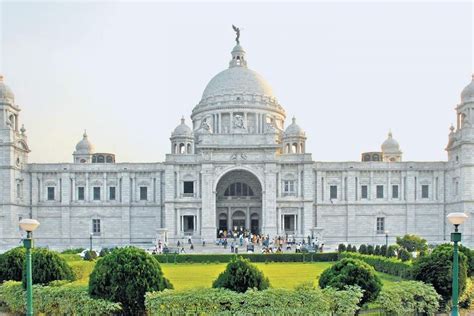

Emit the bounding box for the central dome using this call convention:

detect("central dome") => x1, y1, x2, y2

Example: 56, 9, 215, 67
201, 67, 274, 101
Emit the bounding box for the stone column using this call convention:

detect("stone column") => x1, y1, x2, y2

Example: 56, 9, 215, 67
263, 163, 277, 237
200, 165, 216, 241
246, 206, 250, 230
227, 207, 231, 232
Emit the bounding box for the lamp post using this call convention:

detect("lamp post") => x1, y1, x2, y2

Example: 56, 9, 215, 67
89, 232, 93, 253
447, 212, 469, 316
19, 218, 40, 316
384, 230, 389, 248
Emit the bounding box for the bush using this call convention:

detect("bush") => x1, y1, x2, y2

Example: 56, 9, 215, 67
367, 245, 374, 255
99, 248, 112, 257
338, 244, 346, 253
0, 247, 25, 282
358, 244, 367, 254
459, 245, 474, 276
154, 252, 338, 263
27, 248, 75, 287
339, 252, 412, 279
145, 286, 363, 315
398, 248, 412, 262
61, 248, 85, 255
374, 245, 381, 256
351, 245, 357, 252
89, 246, 172, 315
319, 257, 382, 306
0, 281, 121, 315
460, 277, 474, 309
380, 245, 388, 256
396, 234, 427, 253
412, 243, 467, 306
83, 250, 97, 261
387, 244, 399, 258
375, 281, 440, 315
213, 256, 269, 292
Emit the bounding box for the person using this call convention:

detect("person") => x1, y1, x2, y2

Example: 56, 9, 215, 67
180, 247, 185, 253
177, 240, 181, 247
230, 242, 234, 253
188, 236, 192, 244
190, 243, 194, 250
202, 239, 206, 247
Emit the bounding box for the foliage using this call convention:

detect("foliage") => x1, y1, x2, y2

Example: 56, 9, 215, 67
412, 243, 467, 306
61, 248, 85, 255
459, 245, 474, 276
99, 248, 112, 257
358, 244, 367, 254
319, 257, 382, 306
339, 252, 412, 279
154, 252, 338, 263
460, 277, 474, 309
145, 286, 362, 315
346, 244, 355, 252
338, 244, 346, 253
212, 256, 269, 292
380, 245, 387, 256
397, 248, 412, 262
0, 281, 121, 315
83, 250, 97, 261
89, 246, 173, 315
0, 247, 25, 282
375, 280, 440, 315
386, 244, 399, 258
374, 245, 381, 256
367, 245, 374, 255
396, 234, 428, 253
351, 245, 357, 252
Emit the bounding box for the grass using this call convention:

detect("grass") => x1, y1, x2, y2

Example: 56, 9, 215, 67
62, 255, 403, 290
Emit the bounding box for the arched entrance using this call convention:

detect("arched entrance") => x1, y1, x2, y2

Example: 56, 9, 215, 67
215, 169, 262, 237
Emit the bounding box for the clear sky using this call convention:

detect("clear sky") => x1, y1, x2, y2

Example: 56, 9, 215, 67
0, 1, 472, 163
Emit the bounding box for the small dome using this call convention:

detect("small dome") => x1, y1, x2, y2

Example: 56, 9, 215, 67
0, 75, 15, 103
284, 117, 305, 137
381, 131, 401, 153
461, 74, 474, 103
172, 117, 193, 137
75, 131, 94, 154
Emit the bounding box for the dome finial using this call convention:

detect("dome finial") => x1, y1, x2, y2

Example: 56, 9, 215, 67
292, 116, 296, 124
83, 130, 88, 138
450, 124, 455, 133
388, 129, 393, 138
181, 116, 185, 124
232, 25, 241, 45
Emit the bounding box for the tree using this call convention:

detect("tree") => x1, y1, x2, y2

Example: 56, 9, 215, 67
319, 258, 382, 306
338, 244, 347, 253
386, 245, 399, 258
212, 256, 270, 292
358, 244, 368, 254
89, 246, 173, 315
374, 245, 381, 256
83, 250, 97, 261
396, 234, 427, 253
367, 245, 375, 255
397, 248, 412, 262
412, 244, 467, 306
380, 245, 387, 257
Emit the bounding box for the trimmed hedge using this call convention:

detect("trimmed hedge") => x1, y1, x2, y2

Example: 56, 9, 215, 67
145, 286, 363, 315
154, 252, 338, 263
0, 281, 122, 315
339, 252, 412, 279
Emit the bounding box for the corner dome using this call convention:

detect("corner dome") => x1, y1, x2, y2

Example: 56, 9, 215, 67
172, 117, 193, 137
461, 74, 474, 103
75, 131, 94, 154
284, 117, 305, 137
381, 131, 400, 153
0, 75, 15, 103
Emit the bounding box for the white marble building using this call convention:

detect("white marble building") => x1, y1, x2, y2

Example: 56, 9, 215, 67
1, 38, 474, 250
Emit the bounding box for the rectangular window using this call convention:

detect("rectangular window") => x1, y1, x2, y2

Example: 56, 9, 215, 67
16, 183, 21, 198
361, 185, 368, 199
422, 185, 429, 199
78, 187, 85, 200
47, 187, 55, 201
376, 185, 384, 199
330, 185, 337, 199
392, 185, 399, 199
140, 186, 148, 200
183, 181, 194, 194
93, 187, 101, 200
284, 215, 296, 232
92, 219, 101, 235
283, 180, 296, 195
376, 217, 385, 234
109, 187, 116, 200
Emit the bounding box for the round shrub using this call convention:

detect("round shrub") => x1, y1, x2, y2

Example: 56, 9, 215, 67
89, 246, 173, 315
459, 245, 474, 276
386, 245, 398, 258
380, 245, 388, 256
374, 245, 381, 256
367, 245, 374, 255
351, 245, 357, 252
358, 244, 367, 254
412, 243, 467, 306
83, 250, 97, 261
28, 248, 75, 286
212, 256, 270, 292
338, 244, 346, 253
0, 247, 25, 282
346, 244, 353, 252
398, 248, 412, 262
319, 258, 382, 306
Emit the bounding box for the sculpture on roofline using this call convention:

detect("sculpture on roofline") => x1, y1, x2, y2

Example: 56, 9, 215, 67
232, 25, 240, 44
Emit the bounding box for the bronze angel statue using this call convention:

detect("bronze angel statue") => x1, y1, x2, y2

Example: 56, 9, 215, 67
232, 25, 240, 44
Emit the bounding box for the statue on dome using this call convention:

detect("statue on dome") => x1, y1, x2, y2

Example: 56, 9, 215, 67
232, 25, 240, 44
233, 114, 245, 129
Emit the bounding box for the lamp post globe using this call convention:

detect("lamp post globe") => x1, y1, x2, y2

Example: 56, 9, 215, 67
19, 218, 40, 316
447, 212, 468, 316
89, 232, 93, 253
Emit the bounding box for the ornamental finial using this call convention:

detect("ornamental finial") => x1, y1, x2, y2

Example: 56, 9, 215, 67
232, 25, 240, 45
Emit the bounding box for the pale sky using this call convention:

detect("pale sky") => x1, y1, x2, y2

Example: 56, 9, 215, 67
0, 1, 473, 163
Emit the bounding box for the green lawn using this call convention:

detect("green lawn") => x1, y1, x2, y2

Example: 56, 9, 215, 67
63, 255, 403, 290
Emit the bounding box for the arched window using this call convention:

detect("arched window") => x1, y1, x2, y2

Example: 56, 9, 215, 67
106, 155, 113, 163
372, 154, 380, 161
179, 143, 185, 154
97, 155, 105, 163
285, 143, 290, 153
187, 143, 192, 154
92, 156, 97, 163
292, 143, 298, 154
173, 143, 178, 154
300, 143, 304, 153
363, 154, 371, 161
224, 182, 254, 197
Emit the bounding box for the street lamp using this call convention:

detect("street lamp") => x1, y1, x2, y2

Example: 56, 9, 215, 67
19, 218, 40, 316
447, 212, 468, 316
384, 230, 389, 249
89, 232, 93, 253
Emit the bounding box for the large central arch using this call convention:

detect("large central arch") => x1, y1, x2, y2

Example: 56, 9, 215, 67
215, 169, 262, 237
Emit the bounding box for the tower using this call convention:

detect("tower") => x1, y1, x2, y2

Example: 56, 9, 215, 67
381, 131, 402, 162
73, 131, 94, 163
